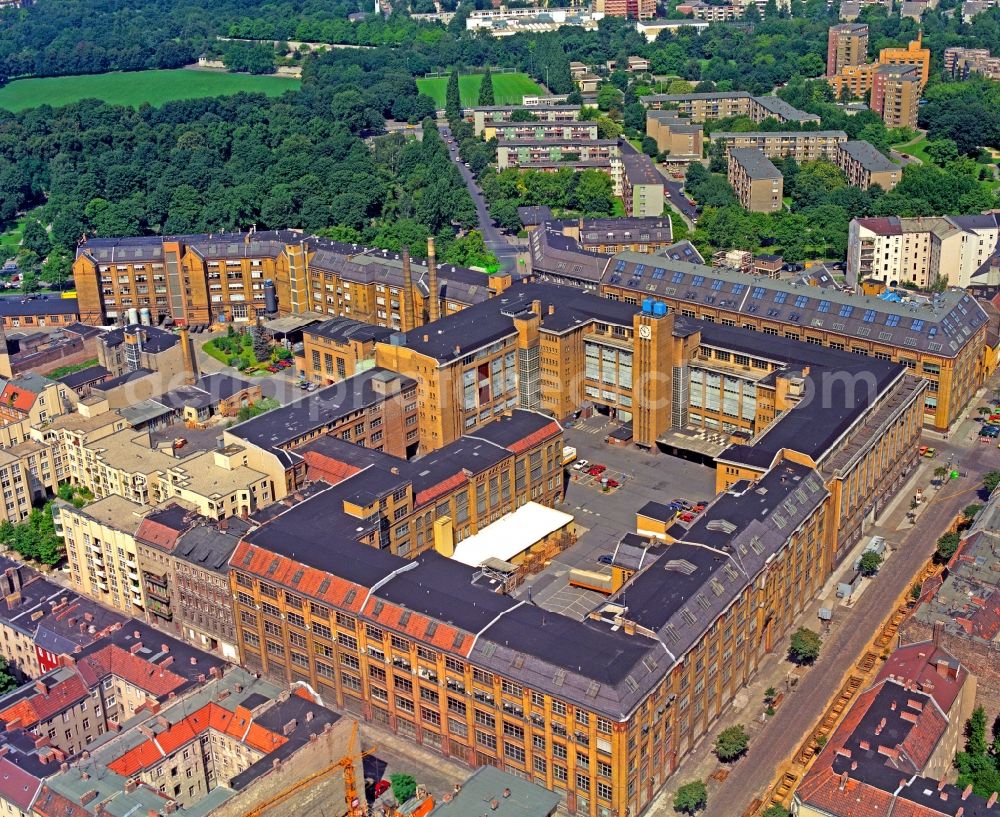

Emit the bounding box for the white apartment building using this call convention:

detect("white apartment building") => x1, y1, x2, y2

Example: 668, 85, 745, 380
847, 214, 1000, 288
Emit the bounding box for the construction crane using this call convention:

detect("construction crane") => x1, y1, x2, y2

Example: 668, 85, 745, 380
240, 722, 375, 817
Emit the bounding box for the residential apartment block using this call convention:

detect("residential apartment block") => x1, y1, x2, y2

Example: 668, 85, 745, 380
96, 324, 181, 377
469, 105, 582, 137
595, 0, 656, 20
727, 148, 783, 212
640, 91, 821, 125
872, 63, 921, 129
794, 642, 994, 816
135, 504, 251, 660
847, 213, 1000, 289
495, 140, 624, 193
621, 153, 664, 217
900, 489, 1000, 713
827, 22, 869, 76
835, 139, 901, 190
944, 45, 1000, 79
56, 496, 148, 616
483, 122, 600, 142
712, 130, 847, 162
645, 111, 703, 158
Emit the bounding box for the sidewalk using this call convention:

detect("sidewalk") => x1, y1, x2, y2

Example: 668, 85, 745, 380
648, 445, 952, 815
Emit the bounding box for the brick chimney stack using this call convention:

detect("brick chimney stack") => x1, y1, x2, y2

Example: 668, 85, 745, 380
427, 236, 440, 323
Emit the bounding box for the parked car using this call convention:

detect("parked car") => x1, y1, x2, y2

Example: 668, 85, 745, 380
605, 479, 620, 489
572, 459, 590, 471
374, 781, 390, 797
588, 464, 607, 475
679, 511, 695, 523
597, 554, 615, 565
672, 498, 692, 510
923, 447, 936, 457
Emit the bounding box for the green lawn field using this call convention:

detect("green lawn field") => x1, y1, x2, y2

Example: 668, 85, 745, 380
416, 72, 542, 108
0, 69, 301, 112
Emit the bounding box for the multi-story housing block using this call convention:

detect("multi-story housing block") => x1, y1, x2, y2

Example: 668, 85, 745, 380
835, 139, 901, 190
135, 504, 249, 661
645, 111, 703, 158
621, 153, 664, 218
496, 140, 624, 192
470, 105, 582, 136
56, 496, 148, 616
484, 122, 600, 142
794, 642, 992, 816
32, 667, 359, 817
827, 22, 869, 76
872, 64, 921, 128
712, 130, 847, 162
944, 45, 1000, 79
596, 0, 656, 20
727, 148, 783, 212
847, 213, 1000, 289
640, 91, 821, 125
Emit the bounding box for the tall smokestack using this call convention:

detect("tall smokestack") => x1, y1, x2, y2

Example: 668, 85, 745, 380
427, 236, 440, 323
178, 325, 199, 386
402, 246, 416, 330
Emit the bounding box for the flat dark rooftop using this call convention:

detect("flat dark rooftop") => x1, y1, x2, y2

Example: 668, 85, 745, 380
638, 500, 675, 522
56, 365, 109, 389
304, 317, 394, 345
99, 325, 178, 353
0, 296, 79, 317
399, 282, 640, 361
466, 409, 557, 450
230, 696, 340, 792
95, 368, 154, 390
227, 368, 414, 452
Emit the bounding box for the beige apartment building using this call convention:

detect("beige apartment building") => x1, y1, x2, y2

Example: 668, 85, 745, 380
56, 495, 148, 615
640, 91, 820, 125
835, 140, 901, 191
470, 105, 582, 136
711, 130, 847, 162
872, 64, 921, 129
847, 214, 1000, 288
827, 22, 869, 76
645, 111, 703, 157
944, 45, 1000, 79
728, 148, 783, 212
484, 122, 600, 142
622, 153, 664, 217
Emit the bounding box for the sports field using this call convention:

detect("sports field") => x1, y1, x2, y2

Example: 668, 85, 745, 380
416, 72, 542, 108
0, 69, 301, 112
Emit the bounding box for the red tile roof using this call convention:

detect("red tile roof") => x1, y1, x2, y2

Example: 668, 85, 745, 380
876, 642, 968, 714
106, 702, 287, 777
362, 597, 472, 656
504, 419, 561, 454
31, 786, 89, 817
415, 471, 466, 507
301, 451, 364, 485
0, 674, 89, 728
75, 645, 187, 698
0, 384, 36, 415
230, 543, 367, 613
135, 518, 185, 552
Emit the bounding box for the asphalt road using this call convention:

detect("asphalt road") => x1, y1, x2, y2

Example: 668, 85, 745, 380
441, 125, 520, 274
619, 138, 698, 221
702, 419, 1000, 816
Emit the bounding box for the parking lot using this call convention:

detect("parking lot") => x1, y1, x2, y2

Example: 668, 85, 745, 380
560, 415, 717, 530
511, 415, 719, 619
